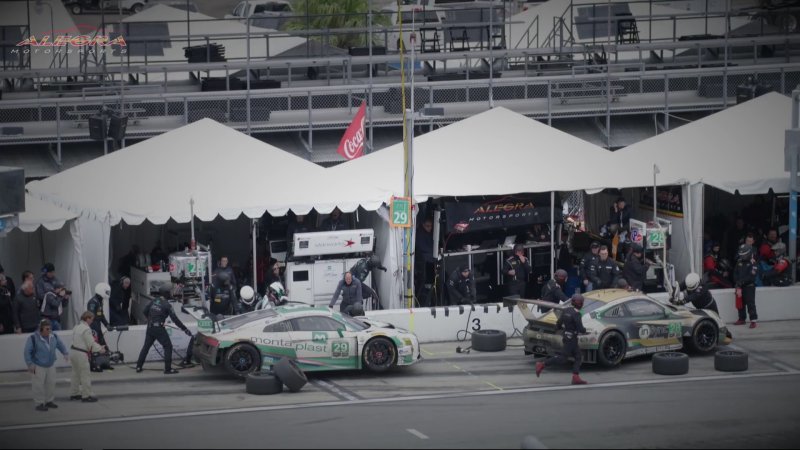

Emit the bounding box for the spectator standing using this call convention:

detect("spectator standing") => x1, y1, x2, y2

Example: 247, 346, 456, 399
320, 208, 349, 231
0, 273, 14, 334
40, 283, 70, 331
13, 281, 40, 333
503, 244, 532, 298
69, 311, 106, 402
35, 263, 62, 306
608, 197, 631, 233
24, 319, 69, 411
213, 256, 238, 293
109, 277, 132, 326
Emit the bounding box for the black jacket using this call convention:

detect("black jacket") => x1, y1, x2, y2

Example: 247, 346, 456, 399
109, 281, 131, 326
447, 269, 476, 304
608, 205, 631, 229
733, 259, 757, 288
677, 283, 717, 311
0, 286, 13, 333
556, 306, 586, 339
590, 258, 621, 289
87, 294, 109, 329
144, 297, 187, 330
503, 255, 531, 285
580, 252, 598, 281
13, 290, 40, 331
540, 279, 568, 304
622, 253, 648, 291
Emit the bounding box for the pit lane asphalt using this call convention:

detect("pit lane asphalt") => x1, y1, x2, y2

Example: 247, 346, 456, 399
0, 320, 799, 448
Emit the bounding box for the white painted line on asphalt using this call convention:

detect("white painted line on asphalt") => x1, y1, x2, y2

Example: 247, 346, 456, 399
311, 379, 358, 401
1, 370, 798, 432
407, 428, 429, 440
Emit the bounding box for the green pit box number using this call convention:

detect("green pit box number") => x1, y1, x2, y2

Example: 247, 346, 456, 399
647, 229, 666, 249
332, 341, 350, 358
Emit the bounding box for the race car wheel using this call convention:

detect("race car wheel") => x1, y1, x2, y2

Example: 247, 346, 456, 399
471, 329, 507, 352
362, 337, 397, 372
223, 343, 261, 378
687, 320, 718, 353
652, 351, 689, 375
274, 357, 308, 393
597, 331, 626, 367
245, 372, 283, 395
714, 350, 748, 372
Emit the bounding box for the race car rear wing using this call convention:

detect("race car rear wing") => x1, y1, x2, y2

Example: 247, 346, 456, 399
502, 296, 568, 322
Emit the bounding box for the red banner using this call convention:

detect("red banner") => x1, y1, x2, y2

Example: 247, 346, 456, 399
337, 101, 366, 160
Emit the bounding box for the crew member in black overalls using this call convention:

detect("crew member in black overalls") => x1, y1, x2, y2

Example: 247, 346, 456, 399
135, 284, 192, 374
671, 272, 718, 313
349, 255, 387, 309
86, 283, 114, 372
503, 244, 531, 298
734, 244, 758, 328
539, 269, 569, 313
447, 266, 476, 305
535, 294, 588, 385
209, 271, 238, 316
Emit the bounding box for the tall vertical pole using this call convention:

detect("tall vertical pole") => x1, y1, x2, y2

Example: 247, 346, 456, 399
404, 30, 416, 309
790, 90, 800, 282
252, 219, 258, 293
550, 191, 555, 277
368, 0, 374, 153
489, 0, 494, 108
653, 164, 659, 224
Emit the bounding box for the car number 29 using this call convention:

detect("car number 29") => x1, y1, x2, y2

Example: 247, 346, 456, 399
332, 341, 350, 358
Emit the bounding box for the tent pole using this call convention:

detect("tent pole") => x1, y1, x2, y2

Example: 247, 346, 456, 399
189, 198, 195, 250
252, 219, 258, 295
550, 191, 555, 277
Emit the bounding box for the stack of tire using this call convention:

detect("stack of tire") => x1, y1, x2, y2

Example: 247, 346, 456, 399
245, 358, 308, 395
652, 350, 749, 375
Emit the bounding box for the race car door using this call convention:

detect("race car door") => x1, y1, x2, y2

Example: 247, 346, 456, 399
624, 298, 682, 350
288, 315, 358, 371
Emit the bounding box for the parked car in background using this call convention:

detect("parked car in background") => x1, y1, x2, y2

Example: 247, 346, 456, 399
63, 0, 148, 15
225, 0, 293, 20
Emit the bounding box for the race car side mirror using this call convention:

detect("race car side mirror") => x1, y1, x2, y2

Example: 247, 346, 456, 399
337, 328, 344, 338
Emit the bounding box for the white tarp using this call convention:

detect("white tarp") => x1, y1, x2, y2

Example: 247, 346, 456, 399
612, 92, 792, 195
328, 107, 616, 197
16, 192, 78, 232
26, 118, 388, 226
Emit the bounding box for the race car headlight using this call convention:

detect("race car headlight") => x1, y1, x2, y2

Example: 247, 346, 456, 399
402, 337, 414, 347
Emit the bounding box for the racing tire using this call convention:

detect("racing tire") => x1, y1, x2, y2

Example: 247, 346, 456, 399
597, 331, 626, 367
652, 351, 689, 375
223, 343, 262, 378
71, 4, 83, 14
687, 320, 718, 354
471, 329, 507, 352
274, 357, 308, 393
362, 337, 397, 372
245, 372, 283, 395
714, 350, 748, 372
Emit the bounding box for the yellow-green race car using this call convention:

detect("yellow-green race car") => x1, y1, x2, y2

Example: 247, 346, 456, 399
514, 289, 732, 367
192, 305, 421, 378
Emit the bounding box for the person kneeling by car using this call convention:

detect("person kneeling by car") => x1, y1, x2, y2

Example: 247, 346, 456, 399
329, 272, 364, 316
135, 283, 192, 374
671, 273, 719, 314
535, 294, 589, 385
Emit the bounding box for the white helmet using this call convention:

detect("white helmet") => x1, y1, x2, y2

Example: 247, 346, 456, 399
239, 285, 255, 305
684, 273, 701, 291
95, 282, 111, 300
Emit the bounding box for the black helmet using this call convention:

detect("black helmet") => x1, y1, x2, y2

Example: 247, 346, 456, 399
349, 303, 365, 317
571, 294, 585, 309
737, 244, 753, 261
216, 271, 230, 286
158, 282, 173, 298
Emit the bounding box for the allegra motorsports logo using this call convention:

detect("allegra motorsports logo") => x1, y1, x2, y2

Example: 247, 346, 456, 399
14, 25, 126, 54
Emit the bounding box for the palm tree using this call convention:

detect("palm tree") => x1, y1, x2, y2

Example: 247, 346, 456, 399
285, 0, 391, 49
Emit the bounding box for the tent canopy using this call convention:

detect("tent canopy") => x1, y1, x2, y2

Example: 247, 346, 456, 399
613, 92, 792, 194
16, 192, 78, 232
27, 119, 387, 226
328, 107, 616, 197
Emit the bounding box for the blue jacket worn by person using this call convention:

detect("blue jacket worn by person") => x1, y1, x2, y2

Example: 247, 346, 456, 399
24, 330, 68, 368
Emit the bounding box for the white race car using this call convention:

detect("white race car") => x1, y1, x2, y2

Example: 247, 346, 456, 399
192, 305, 421, 377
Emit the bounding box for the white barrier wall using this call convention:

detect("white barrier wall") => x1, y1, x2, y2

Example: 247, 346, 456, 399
2, 285, 799, 372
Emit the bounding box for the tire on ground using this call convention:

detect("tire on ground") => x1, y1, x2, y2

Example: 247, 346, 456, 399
245, 372, 283, 395
274, 357, 308, 392
714, 350, 748, 372
471, 329, 507, 352
652, 351, 689, 375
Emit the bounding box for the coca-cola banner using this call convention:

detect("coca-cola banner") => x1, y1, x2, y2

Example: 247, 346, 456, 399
444, 193, 558, 233
337, 100, 367, 160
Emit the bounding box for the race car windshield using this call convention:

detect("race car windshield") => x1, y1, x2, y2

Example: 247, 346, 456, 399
220, 309, 278, 329
339, 314, 369, 331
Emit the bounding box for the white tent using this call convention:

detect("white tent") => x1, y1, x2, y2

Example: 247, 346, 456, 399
27, 118, 387, 225
17, 192, 78, 232
328, 107, 617, 197
24, 119, 389, 306
612, 92, 792, 195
